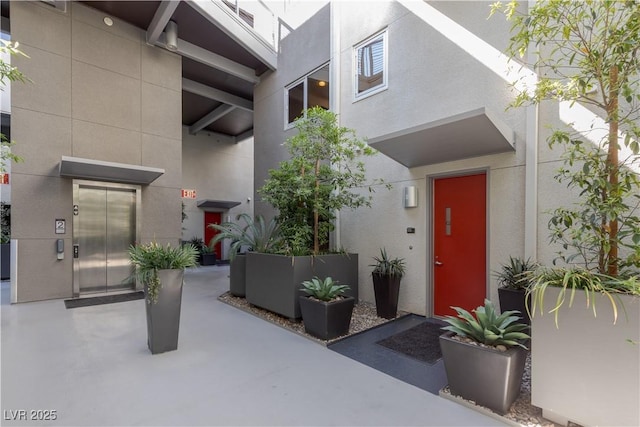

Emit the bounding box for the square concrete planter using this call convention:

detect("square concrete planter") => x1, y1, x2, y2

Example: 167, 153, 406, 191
245, 252, 358, 319
531, 288, 640, 426
299, 295, 355, 340
145, 269, 184, 355
439, 332, 528, 415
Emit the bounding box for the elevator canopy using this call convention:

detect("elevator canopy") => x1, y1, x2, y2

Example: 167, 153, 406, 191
59, 156, 165, 185
368, 108, 515, 168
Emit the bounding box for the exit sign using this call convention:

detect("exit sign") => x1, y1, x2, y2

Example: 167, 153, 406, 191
0, 173, 8, 184
181, 189, 196, 199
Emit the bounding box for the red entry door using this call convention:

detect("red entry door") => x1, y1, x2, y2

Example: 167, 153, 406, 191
433, 173, 486, 317
204, 212, 222, 258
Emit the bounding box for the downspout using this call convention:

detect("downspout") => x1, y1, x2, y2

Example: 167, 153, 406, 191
524, 0, 539, 261
330, 0, 341, 250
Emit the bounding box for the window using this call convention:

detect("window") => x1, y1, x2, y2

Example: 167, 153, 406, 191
285, 64, 330, 128
354, 30, 387, 100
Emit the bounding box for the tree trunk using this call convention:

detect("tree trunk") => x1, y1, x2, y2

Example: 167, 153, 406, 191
313, 158, 321, 255
606, 65, 619, 277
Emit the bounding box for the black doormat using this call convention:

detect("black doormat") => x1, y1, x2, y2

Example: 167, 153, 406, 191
376, 321, 445, 365
64, 291, 144, 309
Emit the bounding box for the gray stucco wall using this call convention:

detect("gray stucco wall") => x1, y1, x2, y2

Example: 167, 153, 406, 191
10, 2, 182, 302
181, 128, 254, 259
335, 1, 528, 315
253, 3, 331, 220
253, 1, 537, 316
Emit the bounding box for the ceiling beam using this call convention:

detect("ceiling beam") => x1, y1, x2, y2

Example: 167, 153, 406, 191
186, 0, 277, 71
158, 33, 259, 84
235, 128, 254, 143
146, 1, 181, 45
182, 78, 253, 112
189, 104, 236, 135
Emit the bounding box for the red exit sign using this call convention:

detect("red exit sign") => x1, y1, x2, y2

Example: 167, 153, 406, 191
0, 173, 9, 184
181, 189, 196, 199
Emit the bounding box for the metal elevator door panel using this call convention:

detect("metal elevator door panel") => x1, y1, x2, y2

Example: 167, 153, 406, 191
106, 188, 136, 291
77, 186, 135, 294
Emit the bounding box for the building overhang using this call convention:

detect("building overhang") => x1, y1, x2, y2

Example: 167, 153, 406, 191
368, 108, 515, 168
197, 199, 242, 211
59, 156, 165, 185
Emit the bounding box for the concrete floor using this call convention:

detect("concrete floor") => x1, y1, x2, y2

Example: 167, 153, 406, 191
1, 266, 504, 426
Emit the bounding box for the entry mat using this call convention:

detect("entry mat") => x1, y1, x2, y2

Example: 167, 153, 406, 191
64, 291, 144, 309
328, 315, 448, 395
377, 320, 444, 365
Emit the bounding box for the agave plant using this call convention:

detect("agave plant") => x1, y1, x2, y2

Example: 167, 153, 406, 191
370, 248, 406, 277
494, 256, 537, 291
300, 276, 350, 302
442, 299, 530, 349
208, 213, 283, 260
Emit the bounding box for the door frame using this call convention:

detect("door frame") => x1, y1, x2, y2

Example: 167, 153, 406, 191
72, 180, 142, 297
426, 168, 490, 318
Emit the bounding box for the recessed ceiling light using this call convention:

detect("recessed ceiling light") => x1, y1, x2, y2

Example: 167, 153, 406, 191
103, 17, 113, 27
318, 81, 326, 87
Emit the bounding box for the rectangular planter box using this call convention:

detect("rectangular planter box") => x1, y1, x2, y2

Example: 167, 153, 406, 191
1, 243, 9, 280
531, 288, 639, 426
229, 254, 246, 297
245, 252, 358, 319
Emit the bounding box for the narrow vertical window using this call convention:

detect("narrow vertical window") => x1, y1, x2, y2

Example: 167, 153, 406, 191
285, 63, 330, 128
354, 30, 387, 100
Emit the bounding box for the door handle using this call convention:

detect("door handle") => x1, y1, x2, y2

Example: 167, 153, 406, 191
435, 261, 444, 266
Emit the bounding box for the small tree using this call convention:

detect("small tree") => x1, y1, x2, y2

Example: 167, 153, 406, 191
259, 107, 384, 256
0, 40, 28, 173
492, 0, 640, 276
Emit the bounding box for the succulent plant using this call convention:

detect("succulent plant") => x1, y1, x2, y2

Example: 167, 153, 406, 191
300, 276, 350, 302
442, 299, 530, 349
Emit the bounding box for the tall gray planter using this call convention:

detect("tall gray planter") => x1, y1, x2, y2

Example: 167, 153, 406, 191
145, 269, 184, 355
246, 252, 358, 319
229, 254, 246, 297
531, 288, 639, 426
1, 243, 9, 280
440, 332, 527, 415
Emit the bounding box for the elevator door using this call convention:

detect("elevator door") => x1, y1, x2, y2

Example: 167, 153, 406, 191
77, 186, 136, 294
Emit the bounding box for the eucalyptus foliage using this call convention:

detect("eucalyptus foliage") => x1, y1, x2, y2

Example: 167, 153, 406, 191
442, 299, 530, 349
491, 0, 640, 276
300, 276, 350, 302
128, 242, 198, 304
1, 40, 28, 173
259, 107, 386, 256
370, 247, 406, 277
208, 213, 283, 260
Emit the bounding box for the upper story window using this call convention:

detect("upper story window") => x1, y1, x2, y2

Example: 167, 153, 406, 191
285, 63, 330, 128
354, 29, 387, 100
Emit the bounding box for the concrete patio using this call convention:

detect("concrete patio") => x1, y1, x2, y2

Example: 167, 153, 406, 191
1, 266, 503, 426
